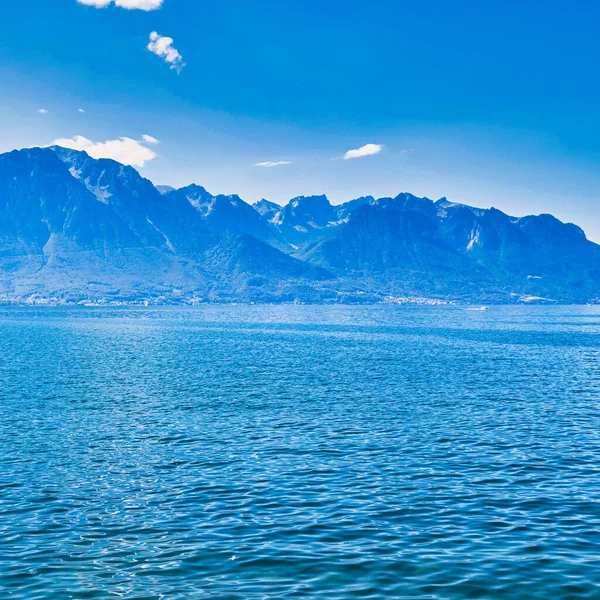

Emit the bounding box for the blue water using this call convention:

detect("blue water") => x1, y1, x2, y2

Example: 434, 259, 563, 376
0, 305, 599, 599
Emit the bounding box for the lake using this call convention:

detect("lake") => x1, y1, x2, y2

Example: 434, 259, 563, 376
0, 305, 599, 599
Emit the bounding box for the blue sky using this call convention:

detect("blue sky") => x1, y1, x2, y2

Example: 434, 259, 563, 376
1, 0, 599, 240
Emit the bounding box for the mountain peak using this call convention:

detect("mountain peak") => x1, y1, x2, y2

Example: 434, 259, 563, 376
338, 196, 375, 218
253, 199, 281, 219
1, 145, 598, 303
177, 183, 211, 195
288, 194, 330, 210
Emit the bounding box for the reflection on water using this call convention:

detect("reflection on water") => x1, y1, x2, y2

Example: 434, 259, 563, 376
0, 305, 599, 599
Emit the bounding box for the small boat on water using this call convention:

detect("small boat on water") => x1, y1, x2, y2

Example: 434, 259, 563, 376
466, 306, 488, 311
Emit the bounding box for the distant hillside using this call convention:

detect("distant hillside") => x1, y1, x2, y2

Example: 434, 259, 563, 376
0, 146, 598, 304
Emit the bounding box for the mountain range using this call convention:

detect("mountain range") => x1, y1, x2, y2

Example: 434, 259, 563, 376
0, 146, 598, 304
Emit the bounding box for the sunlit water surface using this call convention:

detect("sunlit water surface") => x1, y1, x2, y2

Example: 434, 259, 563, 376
1, 305, 599, 599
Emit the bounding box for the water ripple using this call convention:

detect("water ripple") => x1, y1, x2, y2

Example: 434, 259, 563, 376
0, 305, 599, 598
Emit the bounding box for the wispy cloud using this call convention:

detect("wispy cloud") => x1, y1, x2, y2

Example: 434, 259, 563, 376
141, 134, 160, 144
254, 161, 291, 168
344, 143, 383, 160
50, 135, 159, 168
147, 32, 185, 73
77, 0, 164, 10
78, 108, 86, 113
38, 109, 48, 114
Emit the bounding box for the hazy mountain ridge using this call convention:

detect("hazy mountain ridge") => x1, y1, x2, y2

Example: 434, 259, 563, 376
0, 148, 331, 303
0, 146, 598, 304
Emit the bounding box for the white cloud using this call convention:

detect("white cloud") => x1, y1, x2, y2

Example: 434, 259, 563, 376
147, 32, 185, 73
344, 143, 383, 160
38, 109, 48, 114
141, 134, 159, 144
77, 0, 112, 6
78, 108, 86, 113
254, 161, 291, 168
50, 135, 158, 168
77, 0, 164, 10
116, 0, 163, 7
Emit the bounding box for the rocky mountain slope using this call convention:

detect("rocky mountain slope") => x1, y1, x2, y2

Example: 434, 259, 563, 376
0, 146, 598, 304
